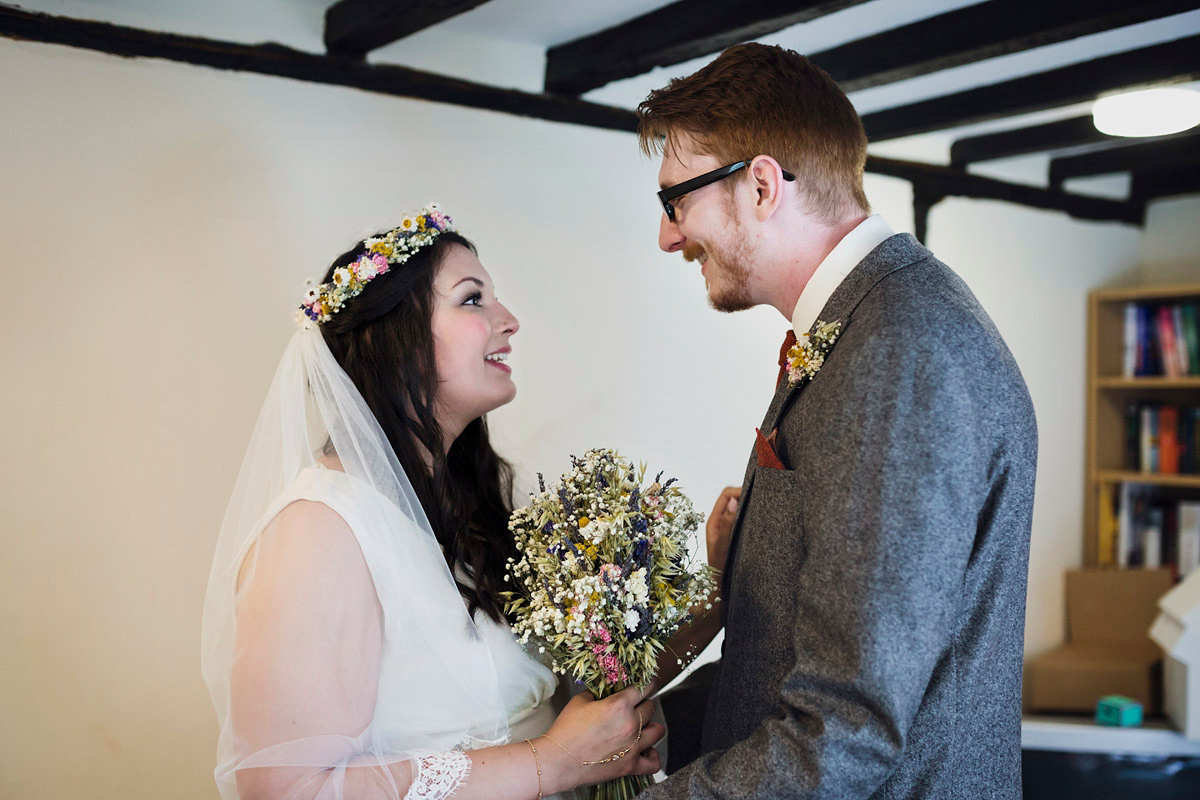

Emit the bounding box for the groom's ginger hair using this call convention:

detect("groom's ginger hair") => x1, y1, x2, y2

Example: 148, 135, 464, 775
637, 43, 870, 224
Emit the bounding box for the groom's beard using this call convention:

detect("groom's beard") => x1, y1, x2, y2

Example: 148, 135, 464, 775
684, 217, 754, 313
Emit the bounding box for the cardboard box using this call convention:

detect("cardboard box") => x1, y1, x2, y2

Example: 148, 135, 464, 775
1028, 568, 1172, 713
1150, 567, 1200, 738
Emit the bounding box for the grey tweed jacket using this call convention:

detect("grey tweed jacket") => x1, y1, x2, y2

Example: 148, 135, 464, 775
645, 234, 1037, 799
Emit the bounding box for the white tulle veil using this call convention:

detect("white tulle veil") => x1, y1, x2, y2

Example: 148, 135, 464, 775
200, 326, 509, 799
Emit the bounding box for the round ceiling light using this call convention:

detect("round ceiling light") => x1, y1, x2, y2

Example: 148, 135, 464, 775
1092, 87, 1200, 137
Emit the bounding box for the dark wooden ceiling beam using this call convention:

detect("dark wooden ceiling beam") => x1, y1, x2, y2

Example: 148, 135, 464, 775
324, 0, 492, 57
950, 117, 1116, 165
0, 5, 639, 132
866, 156, 1145, 225
815, 0, 1200, 93
1131, 166, 1200, 202
1049, 130, 1200, 187
545, 0, 1197, 98
0, 6, 1144, 228
544, 0, 868, 96
862, 34, 1200, 142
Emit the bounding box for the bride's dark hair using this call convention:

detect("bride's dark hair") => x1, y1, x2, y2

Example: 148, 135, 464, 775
317, 230, 516, 623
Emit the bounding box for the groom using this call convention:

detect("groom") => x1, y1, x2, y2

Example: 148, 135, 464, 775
639, 44, 1037, 798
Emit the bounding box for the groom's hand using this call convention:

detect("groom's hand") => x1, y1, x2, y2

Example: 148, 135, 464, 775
706, 486, 741, 576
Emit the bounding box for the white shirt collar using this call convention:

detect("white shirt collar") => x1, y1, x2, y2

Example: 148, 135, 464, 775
791, 214, 893, 337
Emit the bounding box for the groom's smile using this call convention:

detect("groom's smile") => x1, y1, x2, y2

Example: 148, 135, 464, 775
656, 132, 758, 312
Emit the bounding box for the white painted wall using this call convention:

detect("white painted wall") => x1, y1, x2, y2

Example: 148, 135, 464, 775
1, 34, 1187, 800
1139, 195, 1200, 284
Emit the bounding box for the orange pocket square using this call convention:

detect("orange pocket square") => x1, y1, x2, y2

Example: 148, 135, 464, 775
755, 427, 785, 470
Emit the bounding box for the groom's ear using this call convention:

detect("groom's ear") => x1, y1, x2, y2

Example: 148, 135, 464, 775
748, 155, 787, 222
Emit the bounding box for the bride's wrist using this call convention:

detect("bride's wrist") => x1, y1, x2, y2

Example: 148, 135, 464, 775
534, 736, 580, 795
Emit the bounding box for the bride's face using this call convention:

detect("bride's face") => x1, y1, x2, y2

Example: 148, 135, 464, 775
430, 244, 519, 444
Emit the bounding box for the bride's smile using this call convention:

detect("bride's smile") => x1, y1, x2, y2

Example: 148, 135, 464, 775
430, 244, 519, 442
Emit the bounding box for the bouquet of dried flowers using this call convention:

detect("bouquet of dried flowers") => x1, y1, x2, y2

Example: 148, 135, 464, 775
505, 448, 717, 799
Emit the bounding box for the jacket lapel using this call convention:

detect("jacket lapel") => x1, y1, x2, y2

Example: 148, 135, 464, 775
758, 234, 929, 433
722, 234, 931, 604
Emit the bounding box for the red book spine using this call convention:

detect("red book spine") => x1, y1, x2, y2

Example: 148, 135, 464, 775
1161, 406, 1181, 475
1158, 305, 1181, 377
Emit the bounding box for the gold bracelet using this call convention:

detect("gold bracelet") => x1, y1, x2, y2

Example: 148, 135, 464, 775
524, 738, 542, 800
578, 710, 645, 766
540, 710, 646, 768
540, 734, 582, 785
542, 733, 580, 763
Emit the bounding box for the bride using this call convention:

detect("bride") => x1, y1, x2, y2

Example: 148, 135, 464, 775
201, 206, 663, 799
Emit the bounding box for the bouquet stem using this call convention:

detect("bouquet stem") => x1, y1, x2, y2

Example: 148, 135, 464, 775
588, 773, 653, 799
586, 683, 655, 799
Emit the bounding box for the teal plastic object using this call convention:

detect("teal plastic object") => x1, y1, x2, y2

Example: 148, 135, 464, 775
1096, 694, 1143, 727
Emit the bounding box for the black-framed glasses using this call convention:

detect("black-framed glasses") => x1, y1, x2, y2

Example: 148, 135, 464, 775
657, 160, 795, 222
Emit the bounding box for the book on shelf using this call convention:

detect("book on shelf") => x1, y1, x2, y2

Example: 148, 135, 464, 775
1185, 409, 1198, 475
1116, 483, 1132, 568
1108, 489, 1200, 580
1098, 482, 1118, 567
1124, 302, 1138, 377
1161, 406, 1181, 474
1140, 404, 1160, 473
1123, 300, 1200, 378
1182, 502, 1200, 578
1173, 305, 1191, 376
1124, 403, 1200, 474
1159, 305, 1181, 378
1184, 303, 1200, 373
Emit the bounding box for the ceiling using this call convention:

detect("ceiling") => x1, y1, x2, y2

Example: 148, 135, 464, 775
3, 0, 1199, 235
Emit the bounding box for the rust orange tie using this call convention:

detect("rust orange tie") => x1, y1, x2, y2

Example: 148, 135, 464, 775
776, 329, 797, 388
757, 330, 796, 470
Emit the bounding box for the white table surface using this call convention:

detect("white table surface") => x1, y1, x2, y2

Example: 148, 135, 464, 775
1022, 714, 1200, 756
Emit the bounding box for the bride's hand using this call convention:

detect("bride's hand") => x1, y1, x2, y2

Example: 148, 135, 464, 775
539, 686, 663, 791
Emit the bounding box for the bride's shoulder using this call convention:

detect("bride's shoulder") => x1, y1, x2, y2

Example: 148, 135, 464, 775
291, 461, 405, 528
233, 465, 383, 596
270, 466, 362, 543
270, 494, 350, 536
236, 494, 363, 596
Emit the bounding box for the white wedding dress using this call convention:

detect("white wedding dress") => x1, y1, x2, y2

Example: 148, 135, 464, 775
202, 328, 591, 799
204, 463, 578, 799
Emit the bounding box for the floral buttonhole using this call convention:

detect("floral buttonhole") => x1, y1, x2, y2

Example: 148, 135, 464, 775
784, 319, 842, 389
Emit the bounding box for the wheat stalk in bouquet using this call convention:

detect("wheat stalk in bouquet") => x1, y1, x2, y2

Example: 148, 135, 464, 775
504, 448, 717, 799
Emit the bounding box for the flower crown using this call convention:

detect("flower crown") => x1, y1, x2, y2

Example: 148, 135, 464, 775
297, 204, 455, 329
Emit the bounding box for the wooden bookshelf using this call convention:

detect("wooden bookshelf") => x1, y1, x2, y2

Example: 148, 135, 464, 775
1096, 471, 1200, 490
1096, 377, 1200, 390
1084, 283, 1200, 567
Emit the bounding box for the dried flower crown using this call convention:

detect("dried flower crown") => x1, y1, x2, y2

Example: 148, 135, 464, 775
297, 204, 454, 329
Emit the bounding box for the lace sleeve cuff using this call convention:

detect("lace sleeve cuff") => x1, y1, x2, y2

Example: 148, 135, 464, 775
404, 748, 471, 800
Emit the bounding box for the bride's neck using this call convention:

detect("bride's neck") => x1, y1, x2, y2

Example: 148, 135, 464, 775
316, 454, 345, 472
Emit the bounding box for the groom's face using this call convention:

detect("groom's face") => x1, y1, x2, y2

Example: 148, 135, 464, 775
657, 133, 755, 312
